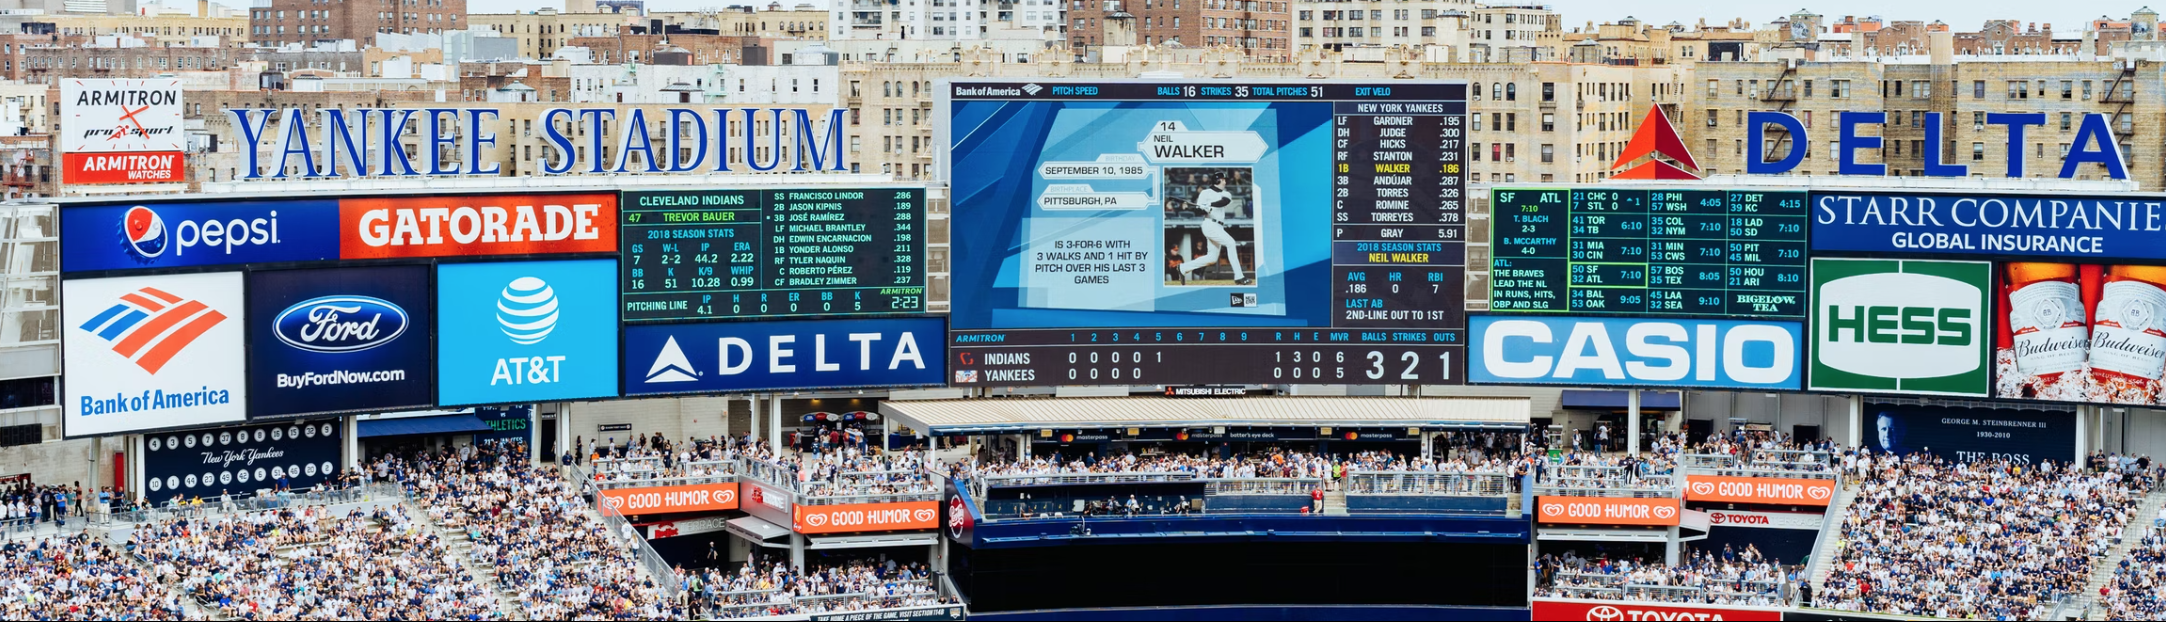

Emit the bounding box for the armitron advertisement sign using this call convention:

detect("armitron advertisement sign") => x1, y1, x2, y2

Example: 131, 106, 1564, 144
1683, 475, 1835, 507
61, 78, 184, 185
598, 482, 739, 515
793, 501, 940, 535
1535, 496, 1681, 527
1530, 598, 1783, 621
339, 193, 617, 259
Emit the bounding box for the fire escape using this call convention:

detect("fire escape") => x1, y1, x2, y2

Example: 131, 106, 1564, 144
2105, 62, 2137, 148
1758, 61, 1800, 166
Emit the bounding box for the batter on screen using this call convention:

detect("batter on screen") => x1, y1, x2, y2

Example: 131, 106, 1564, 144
1165, 168, 1260, 287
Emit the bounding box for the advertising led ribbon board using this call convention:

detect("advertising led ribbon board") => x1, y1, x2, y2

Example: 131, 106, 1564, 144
945, 80, 1470, 386
620, 187, 926, 322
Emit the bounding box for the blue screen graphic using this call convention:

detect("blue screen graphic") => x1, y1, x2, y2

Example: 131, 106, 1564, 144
437, 259, 619, 406
61, 200, 340, 273
624, 317, 947, 395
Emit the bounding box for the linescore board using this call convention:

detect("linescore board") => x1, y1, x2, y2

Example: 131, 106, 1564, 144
1488, 188, 1808, 319
620, 188, 925, 322
943, 80, 1470, 386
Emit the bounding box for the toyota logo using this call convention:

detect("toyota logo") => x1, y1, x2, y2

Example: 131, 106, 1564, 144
1540, 503, 1564, 517
1689, 481, 1715, 496
1808, 485, 1832, 500
913, 508, 936, 523
805, 513, 829, 527
1586, 605, 1625, 621
1710, 512, 1727, 525
1653, 506, 1677, 520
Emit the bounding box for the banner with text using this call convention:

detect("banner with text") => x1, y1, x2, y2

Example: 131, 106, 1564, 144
1684, 475, 1835, 507
1867, 403, 2075, 465
142, 420, 340, 506
61, 78, 184, 185
340, 193, 617, 259
598, 482, 739, 515
1530, 599, 1783, 622
793, 501, 940, 535
1534, 496, 1681, 527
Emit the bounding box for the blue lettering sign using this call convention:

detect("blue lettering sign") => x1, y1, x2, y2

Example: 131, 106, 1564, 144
624, 317, 947, 395
1469, 316, 1801, 389
1810, 192, 2166, 260
61, 200, 340, 272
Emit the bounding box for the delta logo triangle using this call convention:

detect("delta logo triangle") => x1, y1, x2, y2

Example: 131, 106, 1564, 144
644, 336, 700, 383
1610, 107, 1702, 180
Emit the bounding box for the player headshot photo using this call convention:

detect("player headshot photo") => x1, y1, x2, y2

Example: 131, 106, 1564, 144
1163, 167, 1261, 288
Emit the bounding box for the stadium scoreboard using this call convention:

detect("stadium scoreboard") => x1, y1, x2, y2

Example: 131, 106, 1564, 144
1489, 188, 1807, 319
945, 81, 1471, 386
620, 187, 925, 322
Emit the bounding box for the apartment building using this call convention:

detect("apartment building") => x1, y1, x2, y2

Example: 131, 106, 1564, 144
1290, 0, 1473, 55
250, 0, 468, 46
1069, 0, 1292, 60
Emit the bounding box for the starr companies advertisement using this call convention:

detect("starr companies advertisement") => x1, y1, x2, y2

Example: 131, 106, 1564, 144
60, 78, 185, 184
63, 273, 248, 437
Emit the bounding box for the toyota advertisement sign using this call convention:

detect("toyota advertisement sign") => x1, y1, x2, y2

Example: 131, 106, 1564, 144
246, 266, 435, 418
1531, 599, 1783, 621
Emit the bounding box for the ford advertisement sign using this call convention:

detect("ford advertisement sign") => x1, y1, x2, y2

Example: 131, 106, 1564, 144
623, 317, 945, 395
1469, 316, 1803, 390
246, 266, 434, 418
62, 200, 341, 273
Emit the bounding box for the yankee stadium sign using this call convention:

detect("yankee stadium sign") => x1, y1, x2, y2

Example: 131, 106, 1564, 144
226, 107, 846, 180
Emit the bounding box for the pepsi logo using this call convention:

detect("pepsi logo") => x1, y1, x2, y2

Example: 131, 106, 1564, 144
274, 295, 408, 353
123, 206, 167, 259
1585, 605, 1624, 621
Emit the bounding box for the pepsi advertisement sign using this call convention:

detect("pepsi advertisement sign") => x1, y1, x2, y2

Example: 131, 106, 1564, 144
438, 259, 618, 406
624, 317, 945, 395
246, 267, 434, 418
62, 200, 341, 273
1469, 315, 1803, 390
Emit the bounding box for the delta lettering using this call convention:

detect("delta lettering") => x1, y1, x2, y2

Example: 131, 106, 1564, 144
1749, 110, 2128, 179
714, 332, 926, 375
80, 387, 233, 415
227, 107, 847, 179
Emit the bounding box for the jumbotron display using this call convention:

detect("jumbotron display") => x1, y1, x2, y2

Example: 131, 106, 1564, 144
1489, 188, 1808, 318
619, 187, 925, 322
944, 80, 1469, 386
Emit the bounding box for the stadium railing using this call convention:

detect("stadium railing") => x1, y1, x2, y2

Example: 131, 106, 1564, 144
589, 459, 739, 491
591, 483, 690, 605
96, 482, 404, 525
1533, 465, 1679, 498
739, 457, 941, 506
1679, 450, 1838, 480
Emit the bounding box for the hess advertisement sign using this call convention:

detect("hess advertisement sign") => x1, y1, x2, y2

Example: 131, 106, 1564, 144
1470, 316, 1802, 390
793, 501, 940, 535
63, 273, 248, 437
61, 200, 342, 272
1809, 258, 1992, 396
1535, 496, 1681, 527
624, 317, 945, 395
1682, 475, 1835, 507
340, 193, 617, 259
598, 482, 739, 515
437, 259, 619, 406
246, 266, 434, 418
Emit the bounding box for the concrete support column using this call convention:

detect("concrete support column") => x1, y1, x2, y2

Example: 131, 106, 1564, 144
770, 394, 784, 457
2077, 406, 2091, 462
1846, 396, 1863, 450
344, 416, 360, 472
1627, 390, 1642, 457
882, 413, 894, 452
789, 533, 806, 571
528, 404, 541, 464
556, 402, 572, 462
750, 395, 764, 450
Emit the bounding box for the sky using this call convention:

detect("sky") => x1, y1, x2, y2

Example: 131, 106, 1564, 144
326, 0, 2131, 33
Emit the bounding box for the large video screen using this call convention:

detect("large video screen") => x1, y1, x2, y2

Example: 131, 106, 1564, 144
620, 187, 925, 322
945, 81, 1469, 386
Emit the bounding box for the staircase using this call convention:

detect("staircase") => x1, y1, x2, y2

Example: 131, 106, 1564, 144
1806, 479, 1858, 606
1320, 489, 1349, 516
2080, 489, 2166, 620
411, 503, 526, 620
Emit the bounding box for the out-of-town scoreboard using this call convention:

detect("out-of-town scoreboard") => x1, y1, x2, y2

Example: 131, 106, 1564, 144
1489, 188, 1809, 319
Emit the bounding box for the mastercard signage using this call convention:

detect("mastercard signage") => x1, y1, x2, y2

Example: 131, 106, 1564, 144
793, 501, 940, 535
597, 482, 739, 515
1530, 599, 1783, 622
340, 193, 618, 259
1535, 496, 1681, 527
1683, 475, 1835, 507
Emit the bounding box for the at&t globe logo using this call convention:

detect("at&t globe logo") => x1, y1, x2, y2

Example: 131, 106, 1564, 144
123, 206, 167, 260
496, 276, 560, 345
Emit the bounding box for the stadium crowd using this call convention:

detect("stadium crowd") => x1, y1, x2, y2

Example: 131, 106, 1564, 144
2103, 524, 2166, 620
385, 441, 683, 620
0, 533, 195, 620
125, 504, 498, 620
1535, 546, 1795, 606
685, 556, 947, 619
1819, 452, 2158, 619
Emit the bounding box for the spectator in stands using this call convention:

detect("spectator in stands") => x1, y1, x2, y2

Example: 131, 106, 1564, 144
0, 533, 194, 620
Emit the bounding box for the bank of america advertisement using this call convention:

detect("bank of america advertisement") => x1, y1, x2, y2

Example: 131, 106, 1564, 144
63, 272, 247, 437
1809, 258, 1992, 396
437, 259, 618, 406
246, 266, 434, 418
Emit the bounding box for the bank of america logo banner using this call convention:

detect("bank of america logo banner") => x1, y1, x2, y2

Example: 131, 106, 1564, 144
77, 286, 226, 374
63, 273, 248, 437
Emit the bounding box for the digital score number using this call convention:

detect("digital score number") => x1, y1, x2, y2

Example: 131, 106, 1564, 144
621, 187, 926, 322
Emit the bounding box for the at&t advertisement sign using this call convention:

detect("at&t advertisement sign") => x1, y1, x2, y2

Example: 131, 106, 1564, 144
437, 259, 618, 406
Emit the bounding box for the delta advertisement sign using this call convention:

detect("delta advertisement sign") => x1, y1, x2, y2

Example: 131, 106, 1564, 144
1534, 496, 1681, 527
1530, 598, 1783, 621
599, 482, 740, 515
1683, 475, 1835, 507
60, 78, 184, 185
793, 501, 941, 535
61, 193, 619, 272
624, 317, 946, 395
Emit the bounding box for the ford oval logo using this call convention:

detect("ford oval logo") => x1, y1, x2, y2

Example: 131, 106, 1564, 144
274, 295, 408, 353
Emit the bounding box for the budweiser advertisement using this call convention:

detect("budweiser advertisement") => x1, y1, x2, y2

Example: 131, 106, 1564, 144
1683, 475, 1836, 507
60, 78, 184, 185
1531, 599, 1783, 621
793, 501, 940, 535
338, 193, 617, 259
1535, 496, 1682, 527
597, 482, 739, 514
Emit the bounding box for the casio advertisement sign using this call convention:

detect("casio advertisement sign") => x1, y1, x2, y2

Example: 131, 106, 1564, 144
1809, 258, 1992, 396
61, 200, 340, 272
437, 259, 618, 406
1469, 315, 1802, 390
247, 266, 434, 418
623, 317, 945, 395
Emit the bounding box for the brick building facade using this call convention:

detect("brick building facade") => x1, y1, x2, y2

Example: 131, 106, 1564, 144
1069, 0, 1291, 61
250, 0, 467, 46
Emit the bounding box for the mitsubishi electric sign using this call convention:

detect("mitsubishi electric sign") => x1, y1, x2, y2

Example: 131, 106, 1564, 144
1809, 258, 1992, 397
437, 259, 619, 406
624, 317, 945, 395
62, 273, 248, 437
